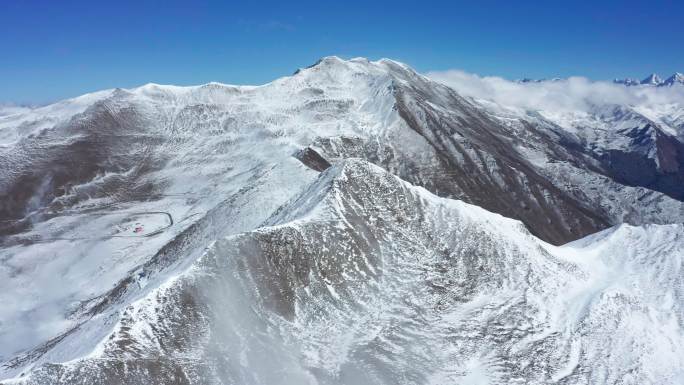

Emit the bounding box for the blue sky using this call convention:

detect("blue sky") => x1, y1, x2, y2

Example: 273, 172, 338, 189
2, 0, 683, 104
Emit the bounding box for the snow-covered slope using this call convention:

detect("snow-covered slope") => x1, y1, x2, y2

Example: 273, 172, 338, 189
0, 57, 397, 371
1, 57, 683, 384
6, 160, 683, 384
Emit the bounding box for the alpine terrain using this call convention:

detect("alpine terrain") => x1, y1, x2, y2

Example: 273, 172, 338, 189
0, 57, 683, 384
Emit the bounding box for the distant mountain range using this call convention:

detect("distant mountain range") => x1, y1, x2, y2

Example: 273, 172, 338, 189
515, 72, 684, 86
614, 72, 684, 86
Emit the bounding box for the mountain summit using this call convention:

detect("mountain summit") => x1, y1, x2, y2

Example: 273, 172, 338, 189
664, 72, 684, 86
641, 73, 663, 85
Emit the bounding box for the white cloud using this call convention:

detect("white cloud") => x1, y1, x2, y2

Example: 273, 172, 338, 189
0, 103, 32, 117
425, 69, 684, 113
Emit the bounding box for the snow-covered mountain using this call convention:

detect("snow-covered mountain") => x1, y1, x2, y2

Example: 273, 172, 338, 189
1, 57, 683, 384
642, 73, 663, 86
614, 72, 684, 86
514, 72, 684, 87
664, 72, 684, 86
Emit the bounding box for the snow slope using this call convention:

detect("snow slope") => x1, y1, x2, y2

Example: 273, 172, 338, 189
5, 160, 683, 384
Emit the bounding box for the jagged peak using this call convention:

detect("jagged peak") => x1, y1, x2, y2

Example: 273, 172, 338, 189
663, 72, 684, 86
641, 73, 663, 85
614, 72, 684, 86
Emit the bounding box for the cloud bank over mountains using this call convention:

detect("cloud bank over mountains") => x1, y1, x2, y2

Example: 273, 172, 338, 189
426, 69, 684, 113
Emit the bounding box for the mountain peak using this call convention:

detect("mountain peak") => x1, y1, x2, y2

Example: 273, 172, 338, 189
291, 56, 421, 86
641, 73, 663, 85
614, 72, 683, 87
663, 72, 684, 86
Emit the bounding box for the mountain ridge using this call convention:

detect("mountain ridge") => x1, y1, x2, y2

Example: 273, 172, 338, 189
614, 71, 684, 86
5, 159, 683, 384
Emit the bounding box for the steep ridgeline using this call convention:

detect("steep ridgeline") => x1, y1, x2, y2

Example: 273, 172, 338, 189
1, 57, 684, 384
2, 57, 683, 246
294, 58, 684, 244
8, 160, 684, 384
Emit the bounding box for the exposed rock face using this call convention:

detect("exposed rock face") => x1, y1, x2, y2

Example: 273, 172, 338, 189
1, 57, 684, 384
0, 100, 166, 236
